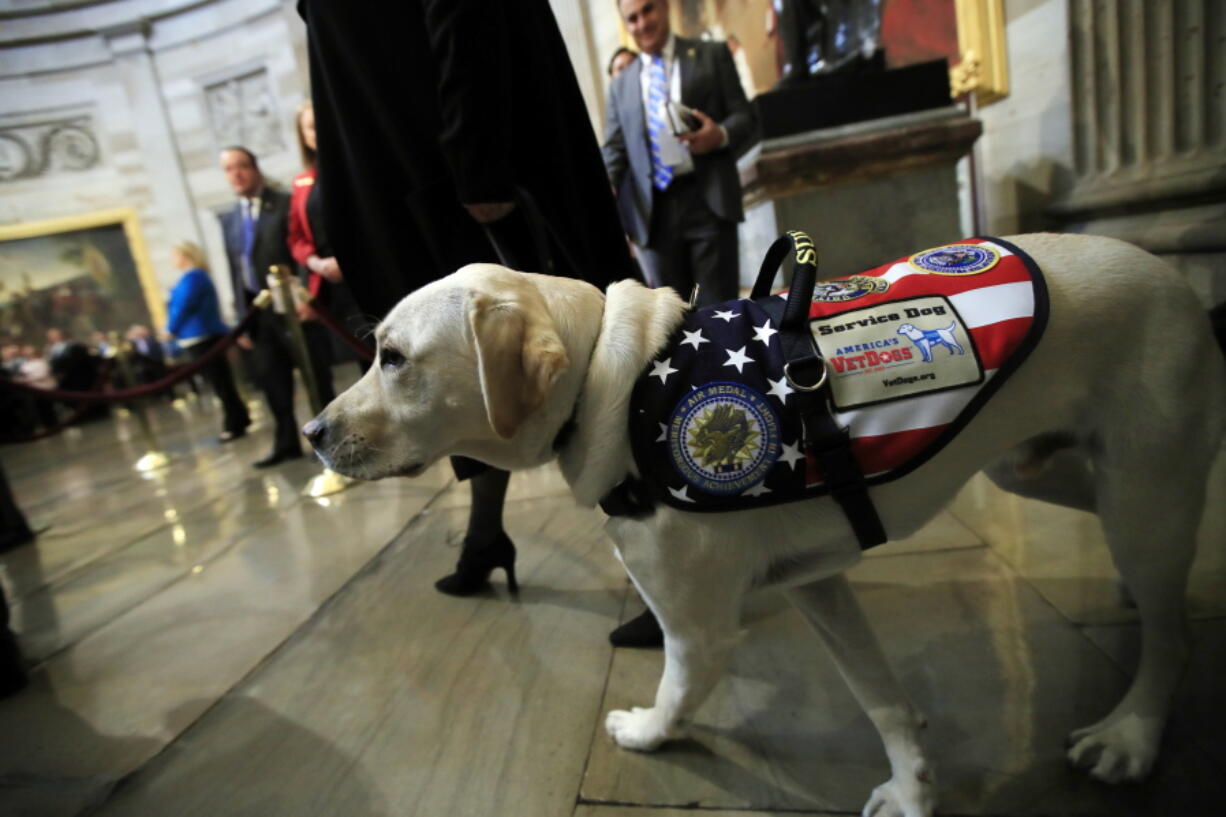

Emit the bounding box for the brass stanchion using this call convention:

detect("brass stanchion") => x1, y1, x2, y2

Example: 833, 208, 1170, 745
109, 331, 170, 473
267, 266, 353, 498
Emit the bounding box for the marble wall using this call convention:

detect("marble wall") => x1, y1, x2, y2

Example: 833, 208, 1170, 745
973, 0, 1075, 237
0, 0, 310, 321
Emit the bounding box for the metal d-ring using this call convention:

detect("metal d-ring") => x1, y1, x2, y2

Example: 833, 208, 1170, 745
784, 358, 828, 392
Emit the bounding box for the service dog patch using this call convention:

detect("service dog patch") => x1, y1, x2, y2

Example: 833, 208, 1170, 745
628, 237, 1047, 513
813, 295, 983, 409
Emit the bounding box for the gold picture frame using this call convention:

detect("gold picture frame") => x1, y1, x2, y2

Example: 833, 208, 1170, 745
952, 0, 1009, 105
0, 208, 165, 344
614, 0, 1009, 105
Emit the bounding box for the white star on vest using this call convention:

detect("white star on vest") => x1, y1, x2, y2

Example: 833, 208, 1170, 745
767, 376, 793, 403
723, 346, 753, 373
743, 482, 771, 497
779, 440, 805, 469
713, 309, 740, 322
649, 358, 678, 383
668, 485, 695, 503
656, 423, 668, 442
752, 320, 777, 345
680, 328, 709, 349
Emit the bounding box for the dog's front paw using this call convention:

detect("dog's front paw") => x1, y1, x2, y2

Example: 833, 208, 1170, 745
605, 707, 679, 752
1067, 713, 1162, 783
862, 767, 935, 817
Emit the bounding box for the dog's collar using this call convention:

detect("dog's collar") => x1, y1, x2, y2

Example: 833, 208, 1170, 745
599, 474, 656, 518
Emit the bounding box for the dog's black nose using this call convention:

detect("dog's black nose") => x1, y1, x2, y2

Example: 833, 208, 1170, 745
302, 417, 327, 447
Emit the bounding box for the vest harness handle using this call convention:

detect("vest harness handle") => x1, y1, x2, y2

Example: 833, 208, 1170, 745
755, 232, 887, 549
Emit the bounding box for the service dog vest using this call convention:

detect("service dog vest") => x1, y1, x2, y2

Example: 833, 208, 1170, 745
626, 237, 1048, 513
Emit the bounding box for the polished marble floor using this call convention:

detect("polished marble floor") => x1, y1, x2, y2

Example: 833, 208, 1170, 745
0, 379, 1223, 817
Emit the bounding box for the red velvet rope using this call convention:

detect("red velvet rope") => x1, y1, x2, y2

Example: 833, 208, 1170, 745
307, 300, 375, 362
0, 306, 262, 404
0, 359, 116, 445
0, 296, 374, 446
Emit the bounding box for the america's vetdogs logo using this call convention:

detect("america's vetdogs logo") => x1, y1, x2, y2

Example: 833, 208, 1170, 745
908, 243, 1000, 275
827, 338, 914, 374
811, 275, 890, 302
669, 382, 780, 496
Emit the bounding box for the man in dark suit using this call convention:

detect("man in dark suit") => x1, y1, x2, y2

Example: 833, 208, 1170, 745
299, 0, 659, 642
603, 0, 759, 306
218, 146, 329, 468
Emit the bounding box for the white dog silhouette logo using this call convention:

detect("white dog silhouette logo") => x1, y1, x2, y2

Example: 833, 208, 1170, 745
897, 321, 964, 363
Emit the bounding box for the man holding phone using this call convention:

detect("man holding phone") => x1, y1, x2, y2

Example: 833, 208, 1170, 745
602, 0, 759, 305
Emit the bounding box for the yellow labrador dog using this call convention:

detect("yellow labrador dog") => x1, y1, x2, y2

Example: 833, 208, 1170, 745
304, 233, 1224, 817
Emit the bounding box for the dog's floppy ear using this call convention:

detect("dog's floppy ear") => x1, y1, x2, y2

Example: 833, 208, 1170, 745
468, 290, 569, 439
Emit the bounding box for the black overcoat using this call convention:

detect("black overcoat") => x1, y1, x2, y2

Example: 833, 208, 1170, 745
299, 0, 639, 320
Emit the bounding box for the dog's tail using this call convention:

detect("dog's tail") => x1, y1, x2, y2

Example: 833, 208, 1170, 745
945, 321, 958, 333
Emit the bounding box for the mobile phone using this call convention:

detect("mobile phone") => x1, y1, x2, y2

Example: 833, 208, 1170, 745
667, 102, 700, 135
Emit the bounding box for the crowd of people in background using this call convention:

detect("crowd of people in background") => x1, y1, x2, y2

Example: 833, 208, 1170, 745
0, 321, 189, 438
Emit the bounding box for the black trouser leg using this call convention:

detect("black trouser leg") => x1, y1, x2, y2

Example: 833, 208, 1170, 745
683, 212, 739, 306
640, 177, 738, 306
189, 338, 250, 435
252, 313, 300, 454
303, 322, 336, 406
0, 462, 30, 692
0, 460, 32, 553
465, 467, 510, 543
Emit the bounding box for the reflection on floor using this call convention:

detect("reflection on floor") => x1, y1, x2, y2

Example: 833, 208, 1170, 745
0, 386, 1223, 817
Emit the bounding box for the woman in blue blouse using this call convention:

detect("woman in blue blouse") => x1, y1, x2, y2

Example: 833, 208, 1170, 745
165, 241, 250, 442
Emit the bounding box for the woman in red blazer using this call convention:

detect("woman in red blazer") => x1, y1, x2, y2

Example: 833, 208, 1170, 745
289, 102, 342, 306
287, 102, 364, 402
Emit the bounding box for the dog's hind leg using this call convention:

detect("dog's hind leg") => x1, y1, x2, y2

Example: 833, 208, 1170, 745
1065, 418, 1218, 782
1065, 453, 1206, 782
786, 576, 935, 817
604, 518, 748, 752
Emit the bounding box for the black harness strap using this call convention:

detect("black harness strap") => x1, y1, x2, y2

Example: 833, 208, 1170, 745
762, 231, 885, 548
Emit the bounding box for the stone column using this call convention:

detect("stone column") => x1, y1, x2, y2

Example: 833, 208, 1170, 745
104, 22, 204, 262
1050, 0, 1225, 304
548, 0, 607, 139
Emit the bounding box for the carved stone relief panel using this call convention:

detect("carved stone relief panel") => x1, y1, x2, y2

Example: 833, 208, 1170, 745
0, 115, 101, 182
203, 67, 283, 157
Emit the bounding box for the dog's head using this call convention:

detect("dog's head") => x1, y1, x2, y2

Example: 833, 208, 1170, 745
304, 264, 582, 480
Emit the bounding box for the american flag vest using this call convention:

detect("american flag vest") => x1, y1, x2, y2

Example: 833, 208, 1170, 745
626, 236, 1049, 515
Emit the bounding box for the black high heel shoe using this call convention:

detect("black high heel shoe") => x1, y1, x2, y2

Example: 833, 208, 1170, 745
434, 532, 518, 596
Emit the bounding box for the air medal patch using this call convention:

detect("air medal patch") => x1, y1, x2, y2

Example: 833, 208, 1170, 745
669, 382, 780, 496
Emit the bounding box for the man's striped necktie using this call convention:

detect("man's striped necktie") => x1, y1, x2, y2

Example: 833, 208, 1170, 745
647, 55, 674, 192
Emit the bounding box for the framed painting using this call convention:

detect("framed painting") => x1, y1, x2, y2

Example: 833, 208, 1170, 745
881, 0, 1008, 104
630, 0, 1008, 104
0, 208, 164, 348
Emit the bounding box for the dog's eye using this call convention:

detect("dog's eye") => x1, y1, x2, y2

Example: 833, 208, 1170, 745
380, 348, 406, 370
